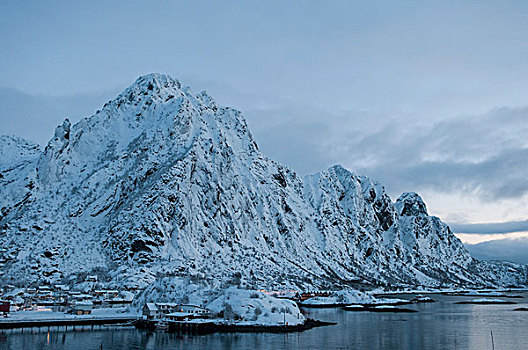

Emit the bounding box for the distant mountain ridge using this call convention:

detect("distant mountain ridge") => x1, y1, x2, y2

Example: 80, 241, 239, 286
0, 73, 525, 290
466, 238, 528, 265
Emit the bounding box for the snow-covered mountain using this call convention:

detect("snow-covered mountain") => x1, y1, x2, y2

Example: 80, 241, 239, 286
0, 74, 525, 290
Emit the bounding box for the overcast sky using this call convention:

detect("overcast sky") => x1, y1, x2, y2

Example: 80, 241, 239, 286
1, 1, 527, 257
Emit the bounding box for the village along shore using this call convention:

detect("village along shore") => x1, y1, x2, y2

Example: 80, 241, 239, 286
2, 276, 527, 335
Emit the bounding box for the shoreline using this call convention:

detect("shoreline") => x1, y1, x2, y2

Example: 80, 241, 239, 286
167, 318, 336, 334
132, 318, 336, 334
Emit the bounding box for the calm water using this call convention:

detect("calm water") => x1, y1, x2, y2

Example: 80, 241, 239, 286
1, 293, 527, 350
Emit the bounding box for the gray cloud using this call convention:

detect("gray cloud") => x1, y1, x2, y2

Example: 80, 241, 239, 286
244, 106, 346, 176
337, 107, 528, 200
450, 220, 528, 234
465, 237, 528, 265
242, 104, 528, 202
359, 148, 528, 200
0, 88, 118, 145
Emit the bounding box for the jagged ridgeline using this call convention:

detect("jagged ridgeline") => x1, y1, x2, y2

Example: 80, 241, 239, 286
0, 74, 526, 290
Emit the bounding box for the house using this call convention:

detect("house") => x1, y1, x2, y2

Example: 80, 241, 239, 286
175, 305, 213, 318
155, 302, 179, 315
0, 300, 10, 314
55, 284, 70, 292
72, 293, 93, 302
94, 290, 119, 299
142, 303, 160, 320
36, 288, 53, 300
298, 291, 332, 301
73, 301, 93, 315
166, 305, 213, 321
86, 275, 98, 282
268, 290, 298, 300
22, 298, 34, 310
142, 303, 213, 320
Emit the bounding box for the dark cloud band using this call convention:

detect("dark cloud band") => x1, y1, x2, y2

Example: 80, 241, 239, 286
450, 220, 528, 234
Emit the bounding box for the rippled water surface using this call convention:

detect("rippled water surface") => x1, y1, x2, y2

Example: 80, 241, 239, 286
1, 293, 527, 350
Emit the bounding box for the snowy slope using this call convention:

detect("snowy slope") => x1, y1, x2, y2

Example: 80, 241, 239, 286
0, 135, 40, 221
0, 73, 525, 290
303, 165, 416, 285
394, 192, 525, 286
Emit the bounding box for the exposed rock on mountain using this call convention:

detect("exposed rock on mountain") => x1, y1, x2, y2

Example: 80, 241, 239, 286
0, 74, 525, 290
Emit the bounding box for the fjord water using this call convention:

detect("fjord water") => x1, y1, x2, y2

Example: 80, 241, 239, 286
1, 293, 527, 350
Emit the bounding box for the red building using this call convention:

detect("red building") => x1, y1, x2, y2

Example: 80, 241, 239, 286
298, 291, 332, 301
0, 300, 10, 314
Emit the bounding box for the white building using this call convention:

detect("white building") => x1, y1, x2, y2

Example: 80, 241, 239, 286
143, 303, 160, 320
142, 303, 213, 320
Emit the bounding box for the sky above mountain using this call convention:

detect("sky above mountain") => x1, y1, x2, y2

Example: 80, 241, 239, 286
1, 1, 527, 256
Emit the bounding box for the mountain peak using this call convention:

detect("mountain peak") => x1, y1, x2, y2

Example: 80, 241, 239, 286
105, 73, 219, 114
328, 164, 347, 173
102, 73, 185, 112
395, 192, 428, 217
133, 73, 181, 91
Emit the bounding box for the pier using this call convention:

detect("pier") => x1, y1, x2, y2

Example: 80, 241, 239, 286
0, 315, 137, 330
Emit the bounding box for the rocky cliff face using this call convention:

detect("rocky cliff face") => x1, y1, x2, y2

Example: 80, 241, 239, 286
303, 165, 412, 285
396, 193, 473, 281
0, 74, 525, 290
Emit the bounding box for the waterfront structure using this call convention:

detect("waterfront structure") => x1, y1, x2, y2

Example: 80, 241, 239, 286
73, 301, 93, 315
143, 303, 160, 320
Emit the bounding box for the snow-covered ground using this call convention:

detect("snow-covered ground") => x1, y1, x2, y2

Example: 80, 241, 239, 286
368, 298, 410, 305
463, 298, 515, 304
207, 288, 305, 326
298, 290, 415, 307
133, 280, 306, 326
300, 290, 375, 306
